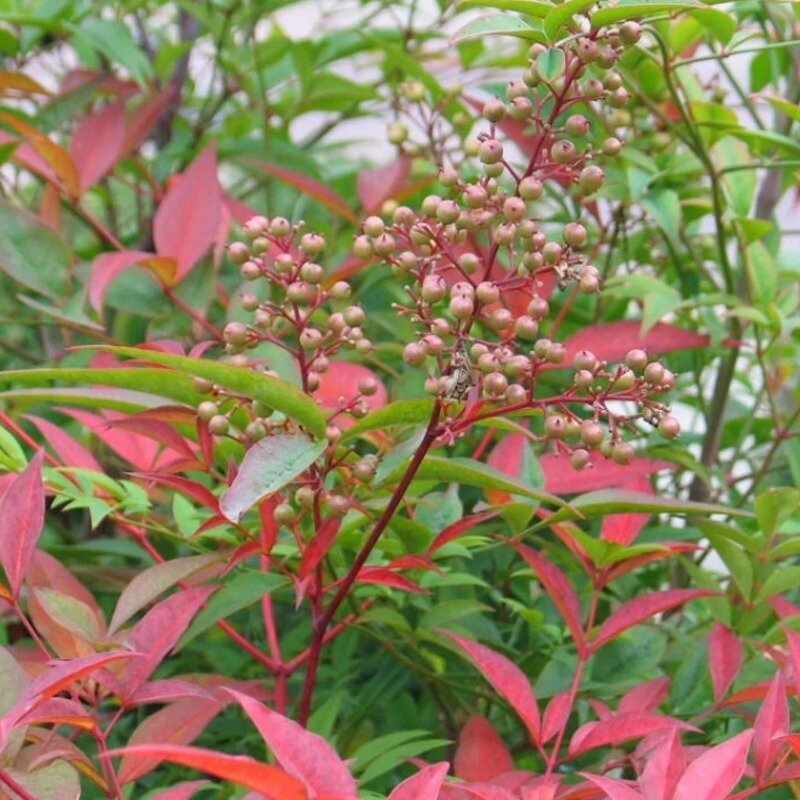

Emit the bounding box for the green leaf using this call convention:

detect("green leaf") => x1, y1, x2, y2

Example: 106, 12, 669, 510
178, 571, 286, 649
220, 434, 326, 523
88, 346, 327, 438
544, 0, 594, 41
591, 2, 700, 27
527, 489, 751, 531
603, 274, 682, 333
375, 429, 425, 486
715, 137, 756, 217
69, 20, 152, 86
536, 47, 566, 82
457, 0, 554, 17
388, 456, 568, 509
0, 200, 69, 298
756, 488, 800, 537
642, 189, 681, 242
756, 565, 800, 603
703, 534, 753, 599
688, 7, 735, 45
0, 387, 171, 413
451, 12, 542, 43
745, 241, 777, 307
341, 399, 435, 441
760, 94, 800, 124
0, 427, 27, 471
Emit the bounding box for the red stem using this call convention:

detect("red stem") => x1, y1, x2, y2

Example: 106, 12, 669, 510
296, 401, 443, 725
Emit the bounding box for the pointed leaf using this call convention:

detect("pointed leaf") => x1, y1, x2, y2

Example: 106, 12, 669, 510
672, 730, 753, 800
541, 452, 673, 495
24, 414, 101, 471
153, 144, 222, 280
514, 543, 584, 649
70, 101, 126, 192
581, 774, 644, 800
753, 672, 788, 781
441, 631, 540, 744
639, 729, 685, 800
106, 744, 306, 800
89, 250, 154, 314
569, 712, 694, 756
149, 781, 211, 800
618, 677, 670, 714
109, 552, 223, 635
593, 589, 713, 651
542, 692, 572, 744
89, 346, 327, 438
119, 697, 223, 783
357, 156, 412, 213
220, 434, 326, 523
224, 688, 358, 799
708, 623, 742, 705
388, 762, 449, 800
454, 715, 514, 782
0, 450, 45, 596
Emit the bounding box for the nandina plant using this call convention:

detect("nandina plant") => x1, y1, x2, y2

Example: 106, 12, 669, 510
0, 0, 798, 798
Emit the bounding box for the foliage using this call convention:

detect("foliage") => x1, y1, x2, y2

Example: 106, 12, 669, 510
0, 0, 799, 799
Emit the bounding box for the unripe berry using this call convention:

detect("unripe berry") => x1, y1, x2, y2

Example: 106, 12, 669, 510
424, 375, 442, 395
484, 371, 508, 396
241, 260, 261, 280
224, 321, 249, 345
295, 486, 315, 508
254, 309, 271, 328
487, 308, 514, 331
403, 342, 426, 366
479, 139, 504, 165
459, 252, 481, 274
565, 114, 590, 137
602, 137, 623, 156
644, 362, 665, 384
563, 222, 588, 248
286, 281, 312, 304
193, 377, 214, 394
245, 420, 267, 441
571, 448, 591, 470
506, 383, 527, 404
504, 355, 529, 378
402, 80, 425, 101
363, 216, 385, 238
451, 281, 475, 298
519, 177, 544, 201
573, 350, 597, 372
611, 441, 635, 465
301, 233, 325, 254
660, 369, 676, 391
533, 338, 552, 358
298, 262, 323, 284
603, 71, 623, 90
580, 420, 605, 447
582, 78, 605, 100
330, 281, 351, 299
494, 223, 517, 246
483, 97, 506, 122
579, 165, 605, 193
550, 140, 577, 164
251, 236, 270, 255
421, 275, 446, 303
436, 200, 460, 224
514, 315, 539, 340
596, 46, 617, 69
299, 328, 323, 350
395, 251, 418, 272
327, 313, 346, 333
508, 96, 533, 120
343, 305, 365, 326
625, 349, 648, 372
242, 216, 269, 239
208, 415, 230, 435
545, 343, 566, 363
228, 242, 250, 264
544, 414, 567, 438
449, 294, 474, 320
307, 372, 321, 391
270, 217, 291, 237
579, 274, 600, 294
574, 369, 594, 388
274, 253, 294, 273
421, 334, 444, 355
576, 38, 598, 63
658, 415, 680, 439
463, 185, 488, 209
241, 293, 260, 312
197, 401, 218, 421
475, 282, 500, 305
609, 87, 630, 108
274, 502, 297, 523
615, 369, 636, 390
620, 20, 643, 44
527, 296, 549, 319
506, 80, 528, 100
355, 338, 372, 355
387, 121, 409, 145
542, 241, 563, 265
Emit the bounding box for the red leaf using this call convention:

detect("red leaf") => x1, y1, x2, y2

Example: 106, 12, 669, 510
132, 473, 219, 512
600, 475, 654, 545
88, 250, 153, 313
753, 672, 788, 781
119, 697, 224, 783
553, 321, 709, 368
70, 101, 126, 193
357, 156, 412, 213
580, 774, 644, 800
299, 519, 341, 580
121, 89, 175, 156
785, 627, 800, 700
542, 692, 572, 744
441, 632, 540, 744
153, 144, 222, 281
245, 159, 357, 223
149, 781, 211, 800
486, 434, 529, 505
24, 414, 100, 471
540, 453, 673, 495
618, 677, 670, 714
106, 744, 306, 800
225, 688, 358, 799
315, 361, 387, 421
639, 729, 685, 800
354, 567, 428, 593
569, 712, 694, 756
0, 451, 45, 596
513, 544, 584, 650
128, 679, 217, 706
593, 590, 714, 651
672, 729, 753, 800
454, 715, 514, 782
117, 586, 216, 697
708, 624, 742, 705
388, 762, 449, 800
427, 510, 502, 554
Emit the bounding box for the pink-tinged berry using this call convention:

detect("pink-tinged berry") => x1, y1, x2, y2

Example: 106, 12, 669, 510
644, 362, 665, 384
602, 137, 623, 156
363, 216, 385, 237
565, 114, 590, 137
197, 401, 218, 421
544, 414, 567, 438
550, 140, 577, 164
527, 296, 549, 319
475, 282, 500, 305
209, 415, 230, 435
570, 448, 591, 470
224, 322, 248, 345
483, 98, 506, 122
241, 260, 261, 280
228, 242, 250, 264
449, 294, 475, 320
658, 414, 681, 438
508, 96, 533, 119
502, 197, 526, 222
625, 348, 648, 372
519, 176, 544, 200
479, 139, 504, 165
580, 420, 605, 447
611, 441, 635, 465
329, 281, 351, 299
343, 306, 365, 326
274, 502, 297, 523
403, 342, 427, 366
242, 216, 269, 238
579, 165, 605, 193
484, 371, 508, 396
563, 222, 588, 248
422, 275, 446, 303
514, 315, 539, 340
270, 217, 291, 237
506, 383, 527, 404
620, 20, 642, 44
387, 121, 408, 145
573, 350, 597, 372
